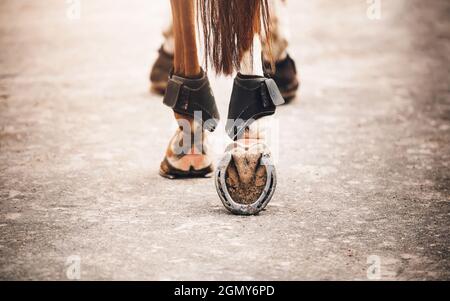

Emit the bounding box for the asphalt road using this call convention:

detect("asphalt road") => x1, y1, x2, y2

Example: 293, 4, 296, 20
0, 0, 449, 280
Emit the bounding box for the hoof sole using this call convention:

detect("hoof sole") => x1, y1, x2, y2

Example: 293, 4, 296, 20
215, 142, 277, 215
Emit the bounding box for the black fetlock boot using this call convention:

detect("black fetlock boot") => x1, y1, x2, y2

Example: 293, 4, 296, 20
264, 54, 299, 102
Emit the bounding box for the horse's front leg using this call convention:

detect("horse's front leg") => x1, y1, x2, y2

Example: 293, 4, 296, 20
159, 0, 219, 179
215, 36, 284, 215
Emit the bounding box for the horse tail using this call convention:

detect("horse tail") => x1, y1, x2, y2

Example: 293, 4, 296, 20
197, 0, 272, 75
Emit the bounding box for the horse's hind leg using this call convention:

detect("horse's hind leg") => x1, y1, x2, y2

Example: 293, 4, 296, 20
149, 20, 174, 94
262, 0, 299, 101
159, 0, 220, 179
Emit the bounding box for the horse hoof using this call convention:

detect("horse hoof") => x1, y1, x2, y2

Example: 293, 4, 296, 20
159, 157, 213, 179
215, 141, 277, 215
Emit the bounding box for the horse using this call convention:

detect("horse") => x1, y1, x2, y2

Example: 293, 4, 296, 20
157, 0, 298, 215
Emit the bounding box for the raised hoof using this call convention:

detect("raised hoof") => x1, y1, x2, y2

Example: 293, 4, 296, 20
215, 142, 277, 215
159, 157, 213, 179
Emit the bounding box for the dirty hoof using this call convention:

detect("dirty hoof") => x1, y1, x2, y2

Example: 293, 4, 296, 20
215, 142, 276, 215
159, 114, 214, 180
159, 157, 213, 179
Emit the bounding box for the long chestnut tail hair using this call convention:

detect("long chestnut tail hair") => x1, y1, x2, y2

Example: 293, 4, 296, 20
197, 0, 272, 75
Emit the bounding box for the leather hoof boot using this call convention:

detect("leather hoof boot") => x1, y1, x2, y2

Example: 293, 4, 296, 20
225, 73, 284, 140
163, 70, 220, 132
263, 54, 299, 102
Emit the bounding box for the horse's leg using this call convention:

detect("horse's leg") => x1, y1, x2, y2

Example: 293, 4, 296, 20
159, 0, 219, 179
263, 0, 289, 62
262, 0, 299, 101
203, 1, 283, 214
216, 33, 282, 214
